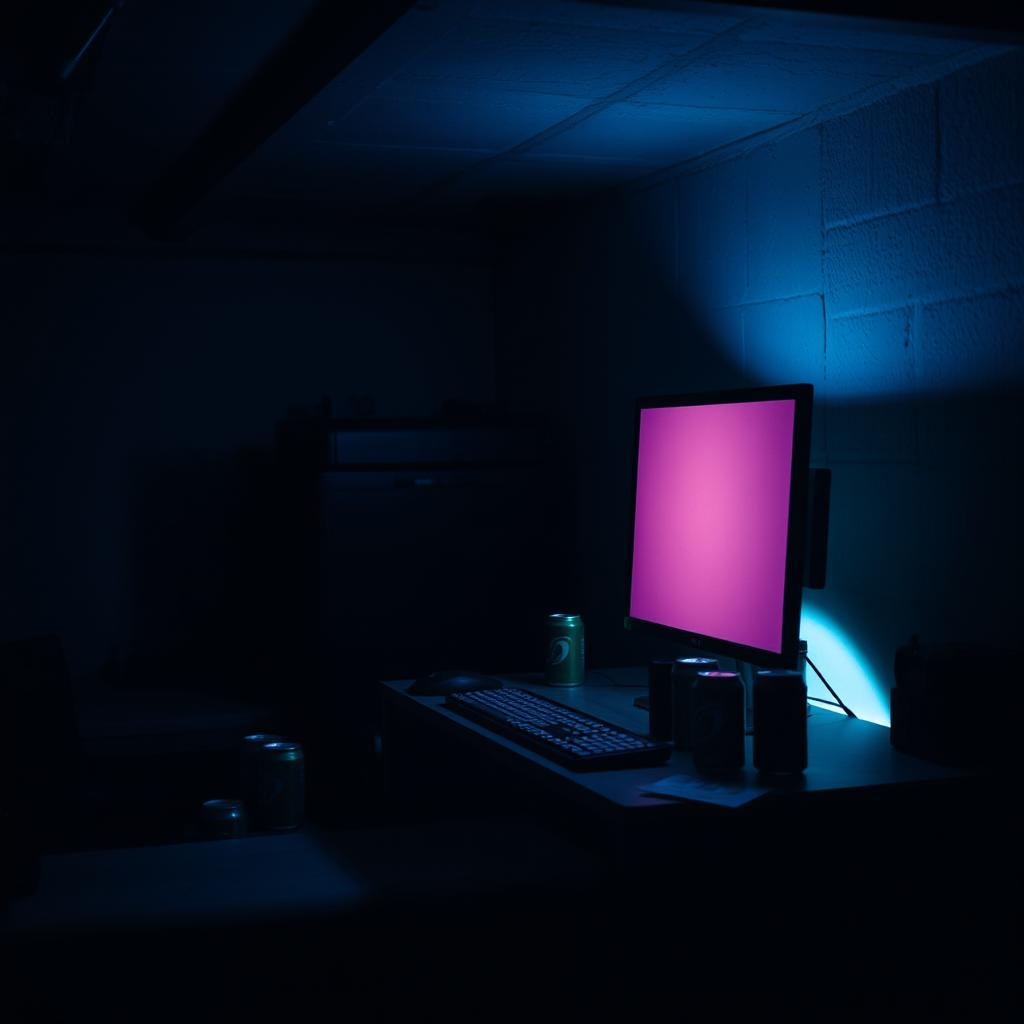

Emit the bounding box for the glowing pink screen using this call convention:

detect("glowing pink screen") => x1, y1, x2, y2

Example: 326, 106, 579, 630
629, 399, 796, 654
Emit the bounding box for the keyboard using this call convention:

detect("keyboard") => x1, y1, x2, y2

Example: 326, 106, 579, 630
445, 687, 672, 771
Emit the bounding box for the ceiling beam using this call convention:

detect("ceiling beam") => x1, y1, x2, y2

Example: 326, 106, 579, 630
133, 0, 414, 239
599, 1, 1024, 39
741, 1, 1024, 34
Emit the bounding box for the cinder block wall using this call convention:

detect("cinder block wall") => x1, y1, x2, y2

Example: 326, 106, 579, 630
497, 49, 1024, 722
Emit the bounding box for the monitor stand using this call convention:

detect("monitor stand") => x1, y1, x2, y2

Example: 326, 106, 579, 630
735, 639, 856, 729
735, 660, 758, 734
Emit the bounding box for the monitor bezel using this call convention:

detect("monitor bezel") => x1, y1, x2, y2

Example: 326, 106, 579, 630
623, 383, 813, 669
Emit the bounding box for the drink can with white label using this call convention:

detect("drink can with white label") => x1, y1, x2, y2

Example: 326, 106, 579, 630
545, 613, 584, 686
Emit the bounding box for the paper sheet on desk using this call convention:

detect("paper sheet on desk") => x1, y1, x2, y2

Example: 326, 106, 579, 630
641, 773, 765, 808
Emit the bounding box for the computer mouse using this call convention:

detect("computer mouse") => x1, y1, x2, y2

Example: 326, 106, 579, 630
407, 670, 503, 697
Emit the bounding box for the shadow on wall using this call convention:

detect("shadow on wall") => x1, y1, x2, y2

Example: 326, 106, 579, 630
802, 388, 1023, 725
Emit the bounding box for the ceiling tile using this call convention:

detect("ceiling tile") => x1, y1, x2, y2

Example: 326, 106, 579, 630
391, 17, 711, 99
529, 102, 795, 165
632, 41, 940, 113
165, 1, 987, 215
737, 16, 973, 55
462, 0, 740, 36
325, 89, 590, 152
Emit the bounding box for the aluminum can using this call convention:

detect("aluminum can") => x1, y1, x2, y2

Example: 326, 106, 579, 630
255, 741, 305, 831
691, 670, 745, 774
545, 613, 584, 686
753, 670, 807, 774
240, 733, 282, 811
671, 657, 719, 751
200, 799, 248, 838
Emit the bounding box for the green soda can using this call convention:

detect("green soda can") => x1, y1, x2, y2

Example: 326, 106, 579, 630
546, 613, 585, 686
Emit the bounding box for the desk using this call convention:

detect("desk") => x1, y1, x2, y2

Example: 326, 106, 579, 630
381, 667, 964, 827
380, 667, 1019, 994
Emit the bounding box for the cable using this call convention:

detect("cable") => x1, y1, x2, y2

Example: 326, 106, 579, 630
805, 654, 857, 719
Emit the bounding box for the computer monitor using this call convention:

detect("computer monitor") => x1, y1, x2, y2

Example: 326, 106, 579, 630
624, 384, 813, 669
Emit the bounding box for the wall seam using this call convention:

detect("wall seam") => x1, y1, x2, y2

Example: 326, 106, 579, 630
672, 175, 679, 293
819, 121, 828, 462
823, 177, 1024, 234
908, 303, 922, 466
825, 198, 941, 232
820, 291, 829, 463
828, 280, 1024, 320
744, 152, 750, 304
712, 290, 826, 311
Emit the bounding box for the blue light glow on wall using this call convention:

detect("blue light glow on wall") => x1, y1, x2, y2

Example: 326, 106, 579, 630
682, 58, 1024, 403
800, 602, 889, 726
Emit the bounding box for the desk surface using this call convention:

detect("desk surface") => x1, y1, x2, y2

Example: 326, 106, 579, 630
382, 668, 963, 819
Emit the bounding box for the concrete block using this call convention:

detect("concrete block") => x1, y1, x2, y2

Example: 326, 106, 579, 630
606, 293, 692, 400
822, 464, 925, 600
606, 188, 729, 398
677, 158, 747, 309
742, 294, 825, 390
825, 399, 917, 463
702, 306, 744, 379
810, 395, 827, 465
823, 86, 937, 227
825, 308, 913, 398
917, 392, 1024, 470
823, 309, 916, 462
747, 128, 823, 302
609, 180, 677, 283
824, 185, 1024, 315
916, 289, 1024, 394
940, 49, 1024, 200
